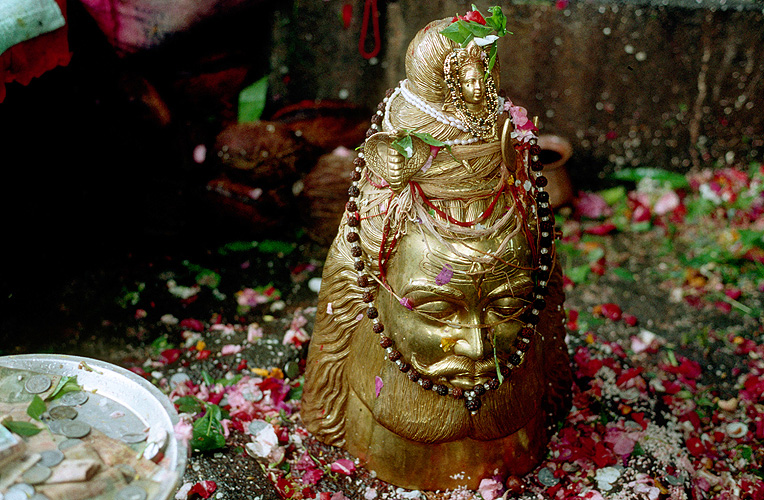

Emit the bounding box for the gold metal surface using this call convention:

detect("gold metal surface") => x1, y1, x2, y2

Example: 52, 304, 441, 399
301, 15, 571, 490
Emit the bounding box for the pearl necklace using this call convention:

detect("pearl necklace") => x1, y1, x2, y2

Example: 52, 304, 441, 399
382, 81, 480, 147
399, 80, 469, 133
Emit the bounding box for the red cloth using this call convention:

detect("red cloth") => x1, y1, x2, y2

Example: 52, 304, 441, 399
0, 0, 71, 103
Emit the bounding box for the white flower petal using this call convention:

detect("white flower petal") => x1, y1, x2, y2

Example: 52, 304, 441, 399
474, 35, 499, 47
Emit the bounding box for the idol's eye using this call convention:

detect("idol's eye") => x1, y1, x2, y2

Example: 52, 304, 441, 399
486, 296, 531, 319
414, 300, 460, 320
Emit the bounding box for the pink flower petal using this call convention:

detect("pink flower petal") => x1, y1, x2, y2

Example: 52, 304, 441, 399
435, 264, 454, 286
653, 190, 680, 215
478, 478, 505, 500
576, 192, 613, 219
221, 344, 243, 356
375, 376, 384, 398
330, 458, 356, 476
400, 297, 414, 310
301, 468, 324, 485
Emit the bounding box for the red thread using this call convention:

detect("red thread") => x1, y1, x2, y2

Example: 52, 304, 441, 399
342, 3, 352, 29
410, 182, 506, 228
359, 0, 380, 59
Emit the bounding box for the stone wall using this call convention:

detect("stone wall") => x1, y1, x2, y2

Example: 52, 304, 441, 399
268, 0, 764, 184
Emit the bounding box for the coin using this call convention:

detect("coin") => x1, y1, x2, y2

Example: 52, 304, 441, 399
24, 374, 52, 394
538, 467, 559, 487
49, 405, 78, 420
39, 449, 65, 467
47, 419, 65, 434
7, 483, 35, 497
61, 420, 91, 439
5, 490, 32, 500
22, 464, 52, 484
58, 438, 83, 451
115, 485, 148, 500
121, 432, 147, 444
60, 391, 89, 406
115, 463, 137, 483
169, 372, 191, 388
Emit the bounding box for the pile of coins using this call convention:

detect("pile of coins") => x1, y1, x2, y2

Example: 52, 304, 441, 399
1, 369, 168, 500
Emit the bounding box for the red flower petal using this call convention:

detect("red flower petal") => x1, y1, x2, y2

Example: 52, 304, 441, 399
159, 349, 182, 365
585, 223, 617, 235
189, 481, 217, 499
686, 436, 705, 458
600, 303, 623, 321
462, 10, 486, 24
180, 318, 205, 332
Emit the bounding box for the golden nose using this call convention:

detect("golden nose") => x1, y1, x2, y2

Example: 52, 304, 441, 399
452, 312, 486, 360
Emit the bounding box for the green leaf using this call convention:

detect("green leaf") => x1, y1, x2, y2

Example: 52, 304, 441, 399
287, 383, 303, 401
257, 240, 296, 255
201, 370, 215, 387
410, 131, 453, 155
392, 134, 414, 159
462, 22, 494, 39
238, 76, 269, 123
487, 43, 498, 77
567, 264, 590, 284
410, 131, 444, 147
218, 241, 257, 255
631, 221, 652, 232
739, 229, 764, 250
493, 344, 504, 385
191, 406, 226, 453
195, 269, 222, 289
150, 335, 174, 355
632, 441, 645, 456
609, 168, 689, 189
486, 6, 509, 36
4, 420, 42, 436
440, 19, 474, 47
174, 396, 204, 414
598, 186, 627, 205
46, 376, 81, 401
585, 247, 605, 263
612, 267, 635, 282
27, 395, 46, 421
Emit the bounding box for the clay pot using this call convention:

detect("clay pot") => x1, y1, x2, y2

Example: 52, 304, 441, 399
536, 135, 574, 208
298, 147, 356, 246
271, 100, 369, 152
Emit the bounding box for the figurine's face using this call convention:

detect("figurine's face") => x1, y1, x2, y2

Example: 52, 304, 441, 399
460, 64, 485, 105
379, 230, 534, 390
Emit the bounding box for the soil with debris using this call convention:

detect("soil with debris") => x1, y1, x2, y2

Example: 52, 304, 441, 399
1, 165, 763, 500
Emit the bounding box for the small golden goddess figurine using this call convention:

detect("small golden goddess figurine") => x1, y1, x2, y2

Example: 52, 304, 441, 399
302, 7, 572, 490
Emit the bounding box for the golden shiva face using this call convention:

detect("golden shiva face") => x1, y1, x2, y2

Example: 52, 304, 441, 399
377, 229, 534, 391
459, 64, 485, 106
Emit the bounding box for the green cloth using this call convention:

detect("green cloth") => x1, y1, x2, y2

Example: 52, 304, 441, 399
0, 0, 65, 56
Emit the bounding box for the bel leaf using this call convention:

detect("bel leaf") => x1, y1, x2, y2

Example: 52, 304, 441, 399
27, 395, 46, 421
46, 376, 81, 401
174, 396, 204, 414
4, 420, 42, 437
191, 403, 226, 452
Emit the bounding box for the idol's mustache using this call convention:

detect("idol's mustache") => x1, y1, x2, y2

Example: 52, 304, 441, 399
411, 353, 496, 380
